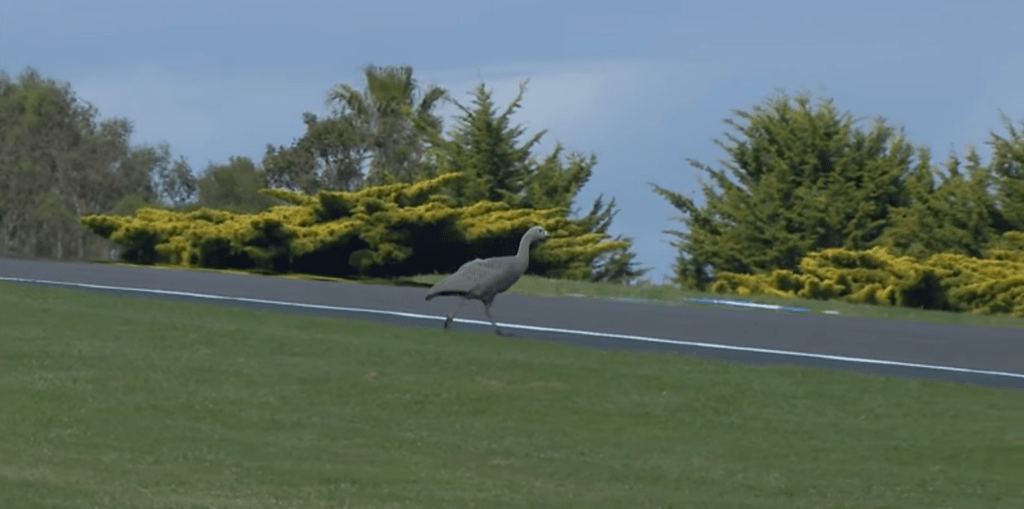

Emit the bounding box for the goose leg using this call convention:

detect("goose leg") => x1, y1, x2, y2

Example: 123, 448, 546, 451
482, 299, 507, 336
444, 298, 469, 331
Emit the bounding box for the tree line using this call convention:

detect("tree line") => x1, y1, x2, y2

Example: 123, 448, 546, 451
650, 92, 1024, 290
2, 64, 1023, 292
0, 65, 647, 283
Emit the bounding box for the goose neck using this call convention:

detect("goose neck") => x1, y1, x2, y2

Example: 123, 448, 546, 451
516, 233, 532, 259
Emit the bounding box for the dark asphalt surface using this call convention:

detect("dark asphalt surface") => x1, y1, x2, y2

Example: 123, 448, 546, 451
2, 257, 1023, 389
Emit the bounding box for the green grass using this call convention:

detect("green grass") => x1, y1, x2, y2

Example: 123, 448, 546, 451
2, 282, 1022, 508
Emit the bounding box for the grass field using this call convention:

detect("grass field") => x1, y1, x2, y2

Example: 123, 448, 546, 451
2, 281, 1022, 508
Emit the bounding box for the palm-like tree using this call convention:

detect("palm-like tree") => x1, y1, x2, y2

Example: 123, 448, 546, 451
328, 64, 449, 185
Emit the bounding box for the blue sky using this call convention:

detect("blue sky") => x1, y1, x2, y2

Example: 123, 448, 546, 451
4, 0, 1023, 281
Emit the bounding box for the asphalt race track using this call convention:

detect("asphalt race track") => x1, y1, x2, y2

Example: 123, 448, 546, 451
2, 257, 1023, 389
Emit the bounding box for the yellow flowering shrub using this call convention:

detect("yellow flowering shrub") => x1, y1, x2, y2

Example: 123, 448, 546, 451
986, 231, 1024, 263
927, 252, 1024, 316
712, 241, 1024, 317
80, 172, 625, 279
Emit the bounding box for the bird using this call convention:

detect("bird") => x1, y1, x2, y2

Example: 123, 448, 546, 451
425, 225, 549, 335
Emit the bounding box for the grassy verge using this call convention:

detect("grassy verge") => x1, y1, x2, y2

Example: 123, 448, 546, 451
2, 281, 1022, 508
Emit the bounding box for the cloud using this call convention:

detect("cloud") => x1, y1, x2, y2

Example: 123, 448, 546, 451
71, 64, 331, 168
422, 59, 701, 151
69, 59, 693, 168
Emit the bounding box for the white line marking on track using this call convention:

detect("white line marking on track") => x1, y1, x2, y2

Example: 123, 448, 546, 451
4, 276, 1024, 381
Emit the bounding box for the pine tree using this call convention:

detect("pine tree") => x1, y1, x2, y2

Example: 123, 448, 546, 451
422, 80, 650, 282
422, 80, 541, 206
988, 112, 1024, 233
876, 148, 998, 258
650, 91, 921, 289
576, 194, 649, 283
